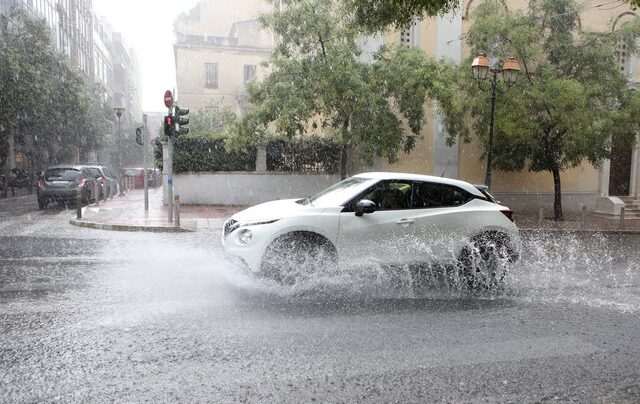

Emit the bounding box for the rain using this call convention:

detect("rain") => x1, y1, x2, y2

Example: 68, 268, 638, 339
1, 0, 640, 402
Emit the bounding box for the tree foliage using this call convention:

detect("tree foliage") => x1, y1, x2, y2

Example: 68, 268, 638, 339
188, 103, 238, 139
459, 0, 640, 220
0, 8, 111, 178
343, 0, 459, 32
230, 0, 465, 179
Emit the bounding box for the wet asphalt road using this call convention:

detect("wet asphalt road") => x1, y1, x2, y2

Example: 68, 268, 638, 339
1, 200, 640, 402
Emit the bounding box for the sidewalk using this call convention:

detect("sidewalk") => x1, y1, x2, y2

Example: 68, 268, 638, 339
69, 188, 245, 232
69, 188, 640, 233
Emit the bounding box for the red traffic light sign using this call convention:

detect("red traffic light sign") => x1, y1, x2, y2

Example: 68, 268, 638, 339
164, 90, 173, 108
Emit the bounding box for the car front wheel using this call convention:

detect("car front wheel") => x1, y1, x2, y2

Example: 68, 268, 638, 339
260, 232, 337, 285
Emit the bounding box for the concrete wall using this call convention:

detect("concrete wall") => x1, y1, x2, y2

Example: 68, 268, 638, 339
493, 191, 600, 217
173, 172, 341, 205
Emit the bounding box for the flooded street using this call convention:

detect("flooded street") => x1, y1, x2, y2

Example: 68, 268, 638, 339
1, 210, 640, 402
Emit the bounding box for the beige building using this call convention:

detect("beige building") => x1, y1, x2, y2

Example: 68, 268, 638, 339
173, 0, 638, 216
173, 0, 274, 114
370, 0, 640, 216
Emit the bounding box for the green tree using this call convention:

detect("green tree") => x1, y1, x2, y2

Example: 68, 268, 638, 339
230, 0, 466, 179
343, 0, 459, 32
459, 0, 640, 220
188, 103, 237, 139
0, 7, 110, 184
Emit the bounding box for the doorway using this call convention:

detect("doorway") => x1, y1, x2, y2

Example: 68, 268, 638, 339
609, 133, 634, 196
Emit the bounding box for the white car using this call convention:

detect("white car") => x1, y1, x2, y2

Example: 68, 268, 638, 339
222, 172, 520, 288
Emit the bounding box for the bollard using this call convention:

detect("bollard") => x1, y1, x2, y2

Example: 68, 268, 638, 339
94, 181, 100, 206
620, 206, 625, 230
538, 207, 544, 225
76, 190, 82, 219
581, 204, 587, 230
174, 195, 180, 227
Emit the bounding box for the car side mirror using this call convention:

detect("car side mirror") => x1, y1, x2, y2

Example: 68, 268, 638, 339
355, 199, 376, 217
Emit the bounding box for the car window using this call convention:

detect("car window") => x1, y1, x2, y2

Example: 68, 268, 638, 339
305, 177, 374, 206
123, 169, 142, 176
360, 180, 412, 211
88, 168, 102, 178
412, 181, 473, 208
45, 168, 81, 181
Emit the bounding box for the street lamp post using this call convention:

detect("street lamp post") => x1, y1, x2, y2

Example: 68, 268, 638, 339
114, 107, 125, 194
471, 53, 520, 189
114, 107, 125, 168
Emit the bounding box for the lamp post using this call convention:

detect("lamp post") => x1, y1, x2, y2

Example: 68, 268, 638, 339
113, 107, 125, 170
471, 53, 520, 189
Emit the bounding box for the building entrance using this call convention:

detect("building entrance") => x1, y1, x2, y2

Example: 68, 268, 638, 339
609, 133, 634, 196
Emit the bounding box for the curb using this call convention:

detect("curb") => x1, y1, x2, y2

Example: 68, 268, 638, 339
69, 218, 192, 233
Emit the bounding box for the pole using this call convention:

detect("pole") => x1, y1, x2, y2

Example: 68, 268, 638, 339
484, 72, 497, 189
117, 114, 124, 196
174, 194, 180, 227
143, 114, 149, 212
167, 106, 174, 223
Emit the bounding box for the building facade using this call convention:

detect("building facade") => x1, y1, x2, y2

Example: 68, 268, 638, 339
173, 0, 274, 114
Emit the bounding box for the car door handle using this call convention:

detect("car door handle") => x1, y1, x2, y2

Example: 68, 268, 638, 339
396, 219, 415, 227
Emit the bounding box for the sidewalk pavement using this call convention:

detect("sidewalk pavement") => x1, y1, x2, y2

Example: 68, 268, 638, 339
69, 188, 244, 232
69, 188, 640, 233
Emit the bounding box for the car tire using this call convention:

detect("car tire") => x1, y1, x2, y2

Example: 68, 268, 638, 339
260, 232, 337, 285
37, 196, 47, 210
81, 189, 90, 206
458, 232, 511, 291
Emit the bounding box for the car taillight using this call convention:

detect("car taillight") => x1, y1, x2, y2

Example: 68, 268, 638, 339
77, 178, 86, 187
501, 209, 514, 222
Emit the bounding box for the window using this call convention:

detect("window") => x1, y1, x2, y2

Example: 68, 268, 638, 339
205, 63, 218, 89
360, 180, 413, 211
413, 182, 473, 208
244, 64, 256, 82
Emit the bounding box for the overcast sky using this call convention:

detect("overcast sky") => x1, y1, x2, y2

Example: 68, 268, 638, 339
93, 0, 201, 112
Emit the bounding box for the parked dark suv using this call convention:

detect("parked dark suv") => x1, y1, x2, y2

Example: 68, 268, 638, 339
85, 164, 118, 198
36, 165, 98, 209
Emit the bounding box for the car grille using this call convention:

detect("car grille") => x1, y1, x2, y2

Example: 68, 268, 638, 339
224, 219, 239, 237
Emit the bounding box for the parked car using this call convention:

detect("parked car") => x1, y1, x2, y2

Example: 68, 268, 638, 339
36, 165, 98, 209
122, 167, 160, 188
121, 167, 144, 188
222, 172, 520, 288
85, 164, 118, 198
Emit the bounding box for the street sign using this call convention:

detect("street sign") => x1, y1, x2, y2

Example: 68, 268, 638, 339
164, 90, 173, 108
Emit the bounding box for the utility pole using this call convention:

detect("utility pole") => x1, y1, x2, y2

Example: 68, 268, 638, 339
143, 114, 149, 212
164, 90, 174, 222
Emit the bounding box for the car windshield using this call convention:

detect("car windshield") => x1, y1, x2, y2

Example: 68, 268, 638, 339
123, 169, 141, 176
44, 168, 81, 181
301, 177, 375, 207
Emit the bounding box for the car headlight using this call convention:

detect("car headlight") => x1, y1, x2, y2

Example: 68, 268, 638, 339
238, 219, 280, 228
237, 229, 253, 244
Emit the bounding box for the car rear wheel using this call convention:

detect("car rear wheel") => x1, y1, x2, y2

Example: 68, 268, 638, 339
458, 232, 511, 291
260, 232, 337, 285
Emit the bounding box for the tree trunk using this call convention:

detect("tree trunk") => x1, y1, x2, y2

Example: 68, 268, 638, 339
551, 163, 563, 221
340, 144, 348, 180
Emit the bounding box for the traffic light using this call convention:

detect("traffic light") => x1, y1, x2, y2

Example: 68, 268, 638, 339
135, 127, 143, 145
164, 115, 174, 137
174, 106, 189, 136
